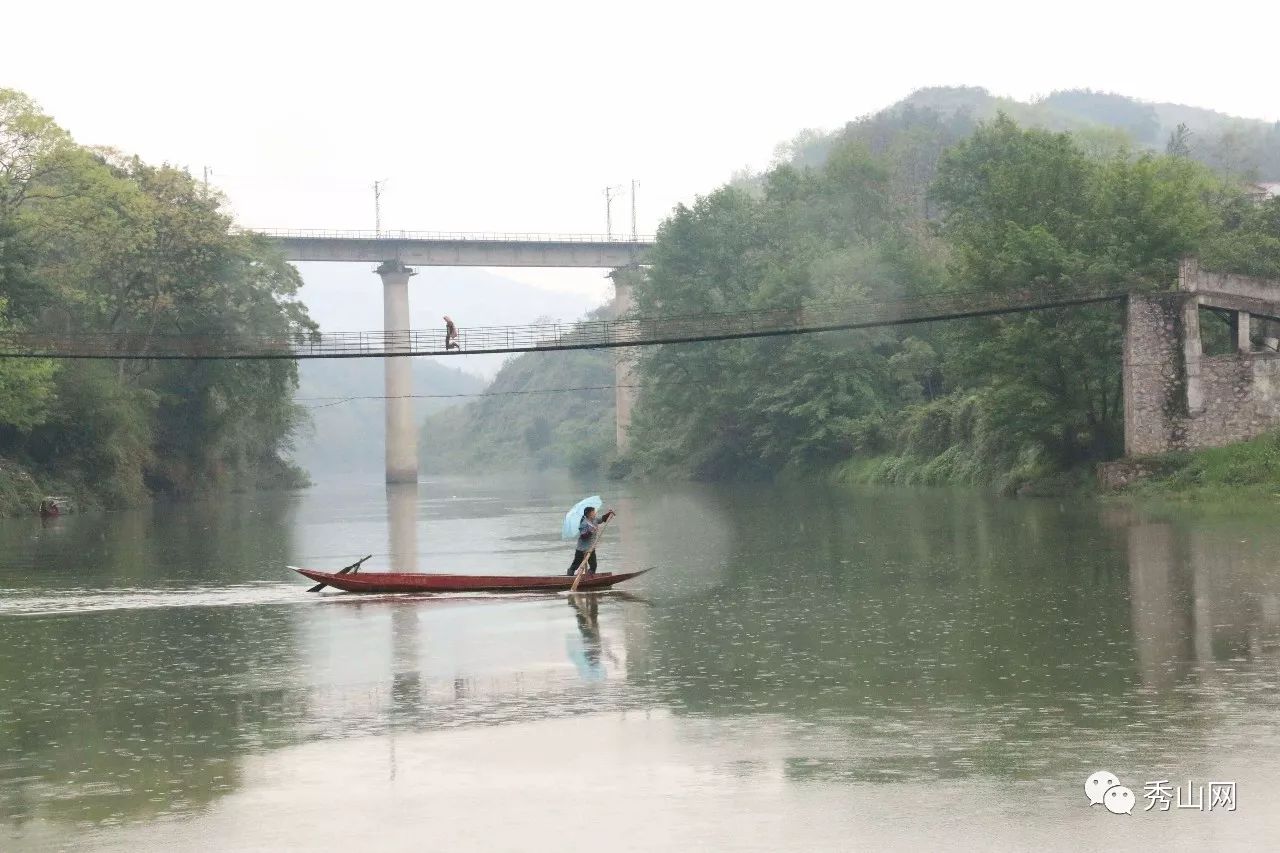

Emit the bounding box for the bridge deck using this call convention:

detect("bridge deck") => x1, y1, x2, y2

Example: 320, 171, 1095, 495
0, 284, 1127, 360
254, 229, 655, 267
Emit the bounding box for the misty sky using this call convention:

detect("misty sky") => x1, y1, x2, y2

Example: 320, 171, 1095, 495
5, 0, 1279, 307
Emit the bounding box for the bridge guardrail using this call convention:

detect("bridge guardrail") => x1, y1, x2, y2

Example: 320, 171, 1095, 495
244, 228, 656, 244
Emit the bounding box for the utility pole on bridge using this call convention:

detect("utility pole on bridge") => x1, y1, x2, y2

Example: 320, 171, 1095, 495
604, 185, 622, 238
373, 179, 387, 236
630, 179, 639, 240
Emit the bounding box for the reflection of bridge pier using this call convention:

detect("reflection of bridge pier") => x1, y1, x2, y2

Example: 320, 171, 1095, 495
387, 484, 421, 717
1126, 521, 1192, 690
609, 493, 653, 674
1126, 517, 1280, 690
386, 481, 419, 595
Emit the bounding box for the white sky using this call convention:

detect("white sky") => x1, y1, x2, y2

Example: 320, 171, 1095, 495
4, 0, 1279, 301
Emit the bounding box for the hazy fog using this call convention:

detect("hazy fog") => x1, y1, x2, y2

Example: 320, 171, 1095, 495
5, 0, 1278, 311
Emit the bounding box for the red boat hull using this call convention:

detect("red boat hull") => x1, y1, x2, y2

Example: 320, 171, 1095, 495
292, 566, 650, 594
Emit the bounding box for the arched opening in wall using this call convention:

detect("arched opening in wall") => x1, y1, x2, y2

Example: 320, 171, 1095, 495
1198, 307, 1236, 355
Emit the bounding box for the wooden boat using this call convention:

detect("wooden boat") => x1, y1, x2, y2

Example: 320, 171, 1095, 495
291, 566, 651, 594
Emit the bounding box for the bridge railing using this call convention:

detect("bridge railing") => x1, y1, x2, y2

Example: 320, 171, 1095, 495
0, 282, 1129, 360
246, 228, 656, 244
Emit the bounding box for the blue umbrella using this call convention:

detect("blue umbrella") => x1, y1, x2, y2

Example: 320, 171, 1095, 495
562, 495, 603, 540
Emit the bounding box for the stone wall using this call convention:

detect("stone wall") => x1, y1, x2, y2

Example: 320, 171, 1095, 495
1097, 458, 1167, 491
1191, 353, 1280, 448
1123, 260, 1280, 456
1123, 292, 1186, 456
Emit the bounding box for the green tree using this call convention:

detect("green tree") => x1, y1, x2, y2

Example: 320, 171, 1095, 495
0, 88, 315, 508
930, 115, 1222, 466
0, 299, 56, 431
628, 140, 943, 478
1166, 122, 1193, 158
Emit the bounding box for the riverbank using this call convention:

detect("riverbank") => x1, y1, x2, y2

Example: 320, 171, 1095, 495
0, 458, 43, 517
1103, 430, 1280, 501
831, 429, 1280, 501
830, 451, 1093, 498
0, 455, 309, 518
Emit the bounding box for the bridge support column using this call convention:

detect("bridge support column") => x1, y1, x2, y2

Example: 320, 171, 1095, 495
610, 267, 640, 452
1236, 311, 1252, 353
379, 261, 418, 483
1181, 296, 1204, 415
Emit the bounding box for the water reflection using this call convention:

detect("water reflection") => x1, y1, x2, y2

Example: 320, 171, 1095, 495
1127, 515, 1280, 691
3, 481, 1280, 847
566, 593, 626, 681
386, 483, 421, 729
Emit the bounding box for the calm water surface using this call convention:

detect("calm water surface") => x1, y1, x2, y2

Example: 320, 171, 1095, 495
1, 478, 1278, 851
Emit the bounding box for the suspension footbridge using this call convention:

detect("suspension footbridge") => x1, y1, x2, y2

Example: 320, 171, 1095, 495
0, 282, 1127, 361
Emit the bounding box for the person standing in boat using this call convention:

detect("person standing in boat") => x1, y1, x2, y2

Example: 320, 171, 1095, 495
567, 505, 615, 576
443, 315, 461, 351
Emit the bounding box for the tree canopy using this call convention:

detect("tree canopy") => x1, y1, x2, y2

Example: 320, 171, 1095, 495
0, 89, 315, 506
621, 111, 1280, 489
367, 88, 1280, 491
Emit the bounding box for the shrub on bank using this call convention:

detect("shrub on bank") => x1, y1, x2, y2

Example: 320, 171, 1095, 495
0, 459, 42, 517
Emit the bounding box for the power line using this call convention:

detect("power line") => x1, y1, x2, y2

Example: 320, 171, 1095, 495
299, 382, 676, 409
298, 348, 1254, 410
0, 283, 1130, 361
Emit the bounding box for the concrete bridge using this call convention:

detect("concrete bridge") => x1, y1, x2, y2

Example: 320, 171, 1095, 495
261, 229, 652, 268
263, 229, 652, 483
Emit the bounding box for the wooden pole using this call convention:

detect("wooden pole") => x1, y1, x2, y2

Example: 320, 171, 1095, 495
308, 555, 372, 592
568, 521, 609, 593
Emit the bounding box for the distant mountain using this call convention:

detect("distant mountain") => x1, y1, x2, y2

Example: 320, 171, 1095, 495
784, 87, 1280, 180
420, 307, 616, 477
291, 357, 486, 482
912, 87, 1280, 178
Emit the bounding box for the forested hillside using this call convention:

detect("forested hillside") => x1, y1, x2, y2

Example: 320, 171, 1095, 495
783, 87, 1280, 182
629, 106, 1280, 490
0, 89, 314, 512
433, 87, 1280, 489
420, 309, 615, 476
295, 358, 484, 480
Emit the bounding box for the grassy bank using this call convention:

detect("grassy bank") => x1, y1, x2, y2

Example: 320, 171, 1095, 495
836, 432, 1280, 500
1117, 431, 1280, 500
832, 451, 1093, 497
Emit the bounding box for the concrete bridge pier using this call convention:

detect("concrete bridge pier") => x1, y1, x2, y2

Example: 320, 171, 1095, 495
610, 267, 641, 452
378, 261, 418, 483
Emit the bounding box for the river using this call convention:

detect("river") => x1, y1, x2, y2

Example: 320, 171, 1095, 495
1, 478, 1277, 851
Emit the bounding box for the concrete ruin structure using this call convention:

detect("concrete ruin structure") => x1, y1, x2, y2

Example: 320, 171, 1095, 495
1123, 259, 1280, 457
